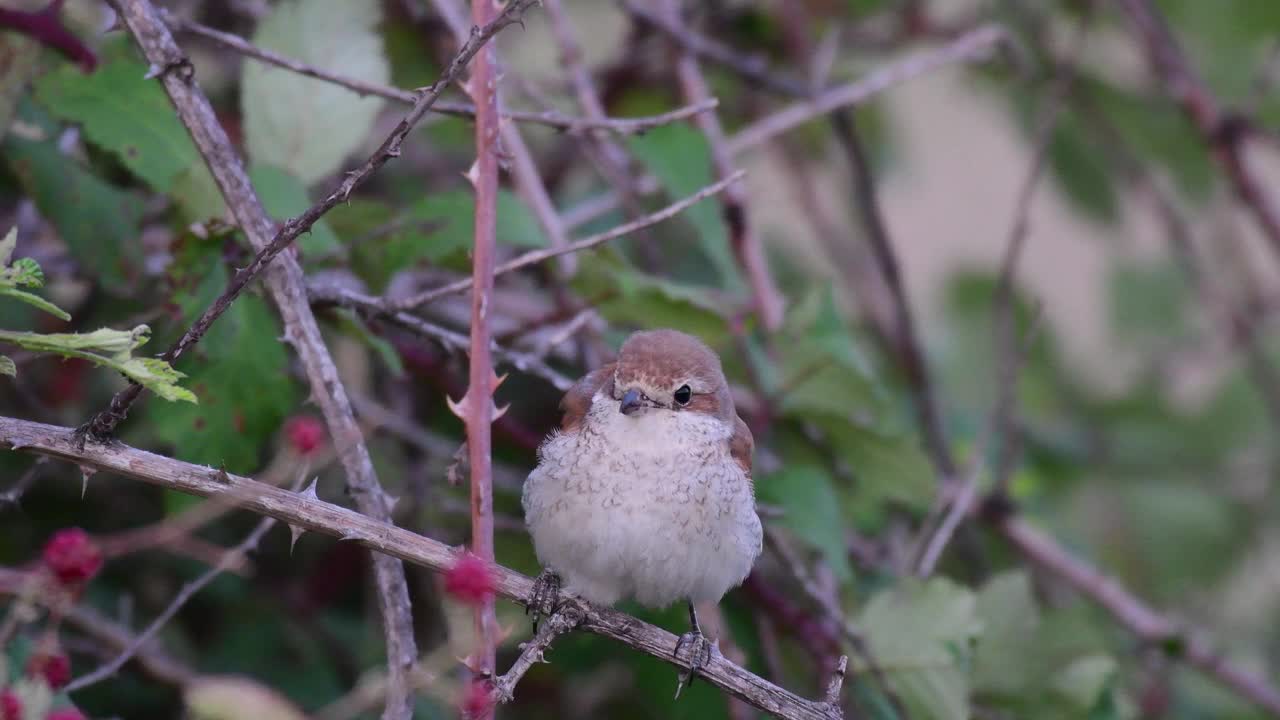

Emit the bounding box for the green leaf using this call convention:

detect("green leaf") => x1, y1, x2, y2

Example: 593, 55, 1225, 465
627, 124, 743, 289
4, 101, 144, 293
974, 571, 1127, 717
399, 188, 546, 258
148, 264, 296, 473
0, 355, 14, 377
823, 418, 936, 513
857, 577, 981, 720
776, 285, 886, 422
0, 287, 70, 321
573, 255, 731, 345
0, 325, 195, 403
33, 55, 208, 191
1107, 259, 1190, 349
249, 164, 340, 256
757, 465, 853, 583
973, 571, 1042, 697
242, 0, 390, 185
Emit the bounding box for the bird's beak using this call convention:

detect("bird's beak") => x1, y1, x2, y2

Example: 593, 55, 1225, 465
619, 388, 644, 416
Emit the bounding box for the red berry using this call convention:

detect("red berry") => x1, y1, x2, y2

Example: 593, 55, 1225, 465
46, 710, 86, 720
459, 678, 493, 719
27, 652, 71, 689
1, 690, 21, 720
42, 529, 102, 586
444, 553, 496, 607
284, 416, 326, 455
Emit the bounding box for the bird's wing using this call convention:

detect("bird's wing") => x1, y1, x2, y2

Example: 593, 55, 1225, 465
729, 415, 754, 478
559, 362, 616, 430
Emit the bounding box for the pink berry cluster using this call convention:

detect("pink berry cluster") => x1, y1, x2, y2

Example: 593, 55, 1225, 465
0, 530, 100, 720
283, 415, 327, 456
41, 529, 102, 588
443, 552, 496, 607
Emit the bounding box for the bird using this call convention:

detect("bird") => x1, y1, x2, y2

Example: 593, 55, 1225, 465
521, 328, 763, 695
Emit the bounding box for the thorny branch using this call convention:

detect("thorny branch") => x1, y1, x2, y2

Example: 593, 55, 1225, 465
490, 605, 583, 703
0, 416, 844, 720
460, 0, 501, 700
7, 415, 1280, 716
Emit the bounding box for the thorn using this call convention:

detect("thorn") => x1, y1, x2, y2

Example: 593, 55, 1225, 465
299, 477, 320, 502
383, 491, 400, 514
144, 63, 164, 80
446, 391, 469, 420
339, 529, 362, 542
464, 160, 480, 188
288, 524, 305, 554
491, 371, 508, 391
78, 466, 95, 499
492, 402, 511, 421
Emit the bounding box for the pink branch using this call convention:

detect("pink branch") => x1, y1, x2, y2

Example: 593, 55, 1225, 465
464, 0, 500, 706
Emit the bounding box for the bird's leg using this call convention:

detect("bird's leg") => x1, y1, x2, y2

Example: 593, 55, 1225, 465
673, 600, 715, 699
527, 567, 562, 632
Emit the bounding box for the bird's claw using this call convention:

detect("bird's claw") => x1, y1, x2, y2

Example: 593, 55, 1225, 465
673, 630, 714, 699
527, 568, 561, 632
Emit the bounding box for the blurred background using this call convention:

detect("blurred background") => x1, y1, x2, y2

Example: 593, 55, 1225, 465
2, 0, 1279, 718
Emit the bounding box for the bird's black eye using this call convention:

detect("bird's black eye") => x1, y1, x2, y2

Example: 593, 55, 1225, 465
673, 385, 692, 406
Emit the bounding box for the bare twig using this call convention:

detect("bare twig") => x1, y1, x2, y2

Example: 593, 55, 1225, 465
308, 283, 576, 392
657, 0, 786, 331
387, 170, 745, 311
163, 8, 715, 135
83, 0, 542, 440
726, 25, 1005, 154
1115, 0, 1280, 265
989, 16, 1084, 495
65, 510, 281, 692
0, 416, 844, 720
491, 605, 583, 703
830, 113, 956, 478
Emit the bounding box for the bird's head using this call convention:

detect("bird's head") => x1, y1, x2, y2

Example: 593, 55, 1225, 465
611, 329, 734, 423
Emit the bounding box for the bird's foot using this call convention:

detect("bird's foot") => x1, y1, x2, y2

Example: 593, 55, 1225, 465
673, 630, 715, 699
527, 568, 561, 632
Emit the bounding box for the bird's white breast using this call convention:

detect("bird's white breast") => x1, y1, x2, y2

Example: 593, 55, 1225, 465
522, 392, 762, 608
